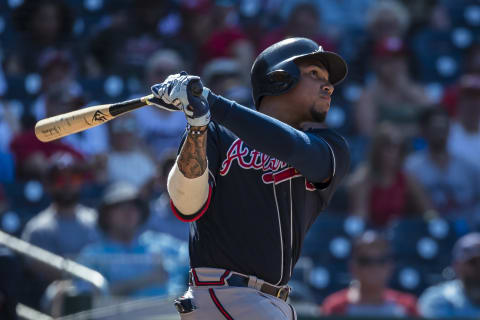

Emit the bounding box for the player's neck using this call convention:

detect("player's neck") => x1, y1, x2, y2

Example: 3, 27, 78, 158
259, 99, 302, 129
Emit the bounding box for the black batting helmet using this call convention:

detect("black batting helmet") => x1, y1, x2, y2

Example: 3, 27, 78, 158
251, 37, 348, 107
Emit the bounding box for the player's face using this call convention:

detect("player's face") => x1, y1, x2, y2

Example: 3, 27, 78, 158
289, 61, 334, 123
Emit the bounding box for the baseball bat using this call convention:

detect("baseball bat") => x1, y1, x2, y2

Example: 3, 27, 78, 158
35, 80, 204, 142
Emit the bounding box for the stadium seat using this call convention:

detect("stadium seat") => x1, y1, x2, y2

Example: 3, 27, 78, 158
2, 180, 51, 235
388, 217, 459, 295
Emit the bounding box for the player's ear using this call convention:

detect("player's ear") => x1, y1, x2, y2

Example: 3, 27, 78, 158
266, 70, 294, 92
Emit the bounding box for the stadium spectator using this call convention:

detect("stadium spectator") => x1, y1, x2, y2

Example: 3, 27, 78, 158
442, 44, 480, 117
76, 182, 173, 297
399, 0, 439, 33
178, 0, 215, 70
447, 73, 480, 173
349, 0, 411, 82
411, 3, 461, 84
201, 58, 252, 106
354, 36, 433, 137
322, 230, 418, 317
346, 122, 433, 228
418, 232, 480, 318
21, 152, 99, 281
88, 1, 182, 77
28, 51, 109, 159
258, 2, 337, 54
198, 3, 255, 81
105, 115, 156, 191
277, 0, 373, 41
133, 49, 187, 160
31, 50, 78, 120
4, 0, 76, 76
405, 107, 480, 228
9, 114, 84, 181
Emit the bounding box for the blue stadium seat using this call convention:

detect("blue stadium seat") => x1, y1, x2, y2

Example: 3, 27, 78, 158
303, 213, 350, 259
390, 263, 428, 296
79, 75, 129, 103
388, 217, 459, 295
306, 263, 351, 304
389, 217, 457, 262
300, 213, 357, 303
2, 180, 51, 235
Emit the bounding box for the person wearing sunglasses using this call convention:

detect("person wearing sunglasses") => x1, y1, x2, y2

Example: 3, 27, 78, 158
321, 230, 418, 317
419, 232, 480, 318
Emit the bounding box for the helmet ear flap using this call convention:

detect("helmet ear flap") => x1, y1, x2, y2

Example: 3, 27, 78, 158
266, 70, 294, 92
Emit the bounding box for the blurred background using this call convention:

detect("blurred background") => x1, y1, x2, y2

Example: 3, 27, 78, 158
0, 0, 479, 319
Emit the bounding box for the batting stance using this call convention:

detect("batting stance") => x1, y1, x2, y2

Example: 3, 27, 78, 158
150, 37, 350, 319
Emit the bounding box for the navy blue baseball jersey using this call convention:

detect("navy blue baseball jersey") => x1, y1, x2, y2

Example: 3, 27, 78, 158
170, 95, 350, 286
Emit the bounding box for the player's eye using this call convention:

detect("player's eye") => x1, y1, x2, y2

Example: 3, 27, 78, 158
310, 70, 318, 78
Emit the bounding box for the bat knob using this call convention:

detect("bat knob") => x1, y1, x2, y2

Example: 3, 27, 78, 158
188, 79, 204, 97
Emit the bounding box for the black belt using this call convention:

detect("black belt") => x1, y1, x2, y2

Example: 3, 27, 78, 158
189, 272, 291, 301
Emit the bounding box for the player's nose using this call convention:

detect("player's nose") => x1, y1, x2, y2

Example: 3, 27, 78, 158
322, 82, 334, 96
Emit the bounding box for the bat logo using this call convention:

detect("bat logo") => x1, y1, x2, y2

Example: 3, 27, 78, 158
92, 110, 108, 122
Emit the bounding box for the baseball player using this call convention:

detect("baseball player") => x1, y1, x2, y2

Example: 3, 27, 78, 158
150, 37, 350, 319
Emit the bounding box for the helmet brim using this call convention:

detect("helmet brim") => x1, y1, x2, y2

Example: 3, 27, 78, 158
294, 50, 348, 86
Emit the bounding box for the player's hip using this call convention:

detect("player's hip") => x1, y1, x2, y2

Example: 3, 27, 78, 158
174, 267, 296, 320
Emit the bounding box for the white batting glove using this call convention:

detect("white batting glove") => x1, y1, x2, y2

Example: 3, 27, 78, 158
151, 72, 211, 127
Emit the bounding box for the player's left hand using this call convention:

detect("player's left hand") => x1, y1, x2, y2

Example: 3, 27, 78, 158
151, 72, 211, 127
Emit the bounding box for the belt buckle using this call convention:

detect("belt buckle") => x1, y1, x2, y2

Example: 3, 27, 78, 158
276, 286, 291, 301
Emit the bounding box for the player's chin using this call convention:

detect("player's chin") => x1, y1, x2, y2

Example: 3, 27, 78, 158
309, 108, 327, 123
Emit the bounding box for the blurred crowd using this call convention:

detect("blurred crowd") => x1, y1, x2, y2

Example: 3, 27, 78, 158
0, 0, 479, 318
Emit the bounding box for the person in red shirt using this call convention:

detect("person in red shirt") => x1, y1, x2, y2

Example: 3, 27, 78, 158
346, 122, 433, 228
9, 113, 84, 181
321, 230, 418, 317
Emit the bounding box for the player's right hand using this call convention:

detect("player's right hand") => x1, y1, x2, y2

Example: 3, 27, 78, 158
151, 72, 211, 127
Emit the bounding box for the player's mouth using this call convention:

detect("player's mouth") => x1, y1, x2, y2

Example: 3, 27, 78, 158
319, 94, 331, 104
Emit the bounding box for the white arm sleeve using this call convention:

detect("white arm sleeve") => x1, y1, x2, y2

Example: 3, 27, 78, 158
167, 159, 209, 215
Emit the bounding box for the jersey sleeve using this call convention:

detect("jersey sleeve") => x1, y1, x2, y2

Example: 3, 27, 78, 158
207, 93, 347, 183
307, 128, 351, 210
169, 123, 220, 222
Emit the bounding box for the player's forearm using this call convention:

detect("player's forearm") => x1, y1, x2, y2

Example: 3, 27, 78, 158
207, 93, 334, 182
177, 126, 208, 178
168, 126, 210, 215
